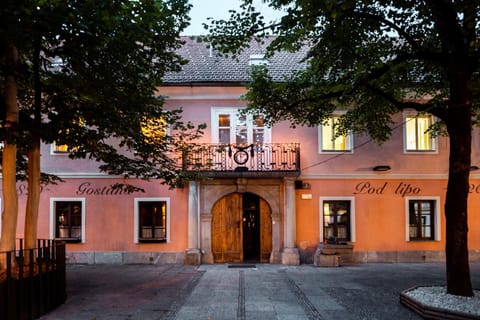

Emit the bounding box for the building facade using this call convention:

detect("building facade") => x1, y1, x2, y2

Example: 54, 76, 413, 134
4, 36, 480, 265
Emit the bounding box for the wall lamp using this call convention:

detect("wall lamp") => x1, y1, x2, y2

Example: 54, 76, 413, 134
295, 180, 311, 190
372, 165, 391, 172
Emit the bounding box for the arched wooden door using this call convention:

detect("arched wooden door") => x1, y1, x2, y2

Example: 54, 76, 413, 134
259, 197, 272, 262
212, 193, 272, 263
212, 193, 243, 262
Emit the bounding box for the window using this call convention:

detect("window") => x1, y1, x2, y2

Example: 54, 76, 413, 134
406, 198, 440, 241
134, 198, 170, 243
50, 198, 85, 243
212, 108, 271, 145
404, 112, 436, 152
319, 114, 353, 152
52, 141, 70, 153
140, 116, 168, 144
320, 197, 355, 244
51, 117, 85, 154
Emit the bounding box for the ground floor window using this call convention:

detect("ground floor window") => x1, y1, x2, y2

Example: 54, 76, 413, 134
134, 198, 170, 243
320, 197, 355, 244
407, 198, 439, 241
50, 198, 85, 243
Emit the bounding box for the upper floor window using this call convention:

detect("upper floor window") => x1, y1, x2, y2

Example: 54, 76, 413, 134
406, 198, 440, 241
51, 117, 85, 154
319, 114, 353, 153
212, 108, 271, 145
404, 112, 436, 152
134, 198, 170, 243
140, 116, 168, 144
52, 142, 70, 153
51, 198, 85, 243
320, 197, 356, 244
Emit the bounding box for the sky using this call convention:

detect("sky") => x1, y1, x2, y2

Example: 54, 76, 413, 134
182, 0, 284, 35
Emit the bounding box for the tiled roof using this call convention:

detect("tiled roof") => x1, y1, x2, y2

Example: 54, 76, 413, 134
163, 36, 309, 85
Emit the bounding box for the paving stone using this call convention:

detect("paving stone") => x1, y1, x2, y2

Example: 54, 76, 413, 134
38, 263, 480, 320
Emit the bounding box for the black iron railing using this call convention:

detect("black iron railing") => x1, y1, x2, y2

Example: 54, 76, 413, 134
183, 143, 300, 173
0, 239, 66, 320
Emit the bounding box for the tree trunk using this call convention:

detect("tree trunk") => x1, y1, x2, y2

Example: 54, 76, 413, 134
24, 139, 41, 254
0, 44, 19, 267
24, 38, 43, 257
444, 101, 473, 297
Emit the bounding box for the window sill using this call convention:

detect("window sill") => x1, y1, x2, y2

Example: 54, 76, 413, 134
404, 150, 438, 154
138, 239, 167, 243
320, 150, 353, 154
55, 238, 82, 243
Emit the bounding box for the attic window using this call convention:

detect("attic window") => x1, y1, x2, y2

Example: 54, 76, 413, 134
248, 54, 269, 66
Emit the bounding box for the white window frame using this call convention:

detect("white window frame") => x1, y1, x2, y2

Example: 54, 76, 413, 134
405, 196, 441, 242
50, 142, 70, 155
134, 197, 171, 244
318, 112, 353, 154
211, 107, 271, 144
50, 197, 86, 243
403, 111, 438, 153
319, 196, 356, 243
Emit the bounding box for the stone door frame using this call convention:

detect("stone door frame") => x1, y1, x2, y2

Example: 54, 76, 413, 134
199, 178, 283, 264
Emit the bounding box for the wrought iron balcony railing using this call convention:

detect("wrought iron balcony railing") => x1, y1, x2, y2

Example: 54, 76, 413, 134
182, 143, 300, 175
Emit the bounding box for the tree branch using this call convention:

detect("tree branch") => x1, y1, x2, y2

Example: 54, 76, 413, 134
351, 10, 422, 51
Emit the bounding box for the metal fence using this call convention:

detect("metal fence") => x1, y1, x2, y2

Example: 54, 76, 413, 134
182, 143, 301, 173
0, 239, 66, 320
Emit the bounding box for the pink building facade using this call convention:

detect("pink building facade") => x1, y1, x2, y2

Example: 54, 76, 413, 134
4, 37, 480, 265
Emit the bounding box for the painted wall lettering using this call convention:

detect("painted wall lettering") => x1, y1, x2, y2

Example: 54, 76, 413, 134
353, 181, 421, 197
394, 182, 421, 197
76, 182, 140, 196
469, 184, 480, 193
353, 181, 387, 195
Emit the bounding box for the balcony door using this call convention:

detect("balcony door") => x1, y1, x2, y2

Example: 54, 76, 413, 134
211, 108, 271, 145
211, 192, 272, 263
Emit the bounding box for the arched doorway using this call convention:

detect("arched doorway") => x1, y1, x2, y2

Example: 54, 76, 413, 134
211, 192, 272, 263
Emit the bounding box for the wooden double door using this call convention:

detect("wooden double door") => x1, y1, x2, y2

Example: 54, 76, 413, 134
212, 192, 272, 263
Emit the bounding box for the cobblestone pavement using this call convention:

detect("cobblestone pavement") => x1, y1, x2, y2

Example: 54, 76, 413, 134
39, 262, 480, 320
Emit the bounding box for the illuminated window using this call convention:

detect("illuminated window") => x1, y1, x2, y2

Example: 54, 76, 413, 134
51, 198, 85, 243
319, 115, 353, 152
212, 108, 271, 145
52, 142, 70, 153
52, 118, 85, 154
141, 117, 167, 144
134, 198, 170, 243
404, 113, 436, 152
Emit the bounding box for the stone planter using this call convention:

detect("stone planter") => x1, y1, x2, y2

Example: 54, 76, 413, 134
313, 243, 354, 267
400, 286, 480, 320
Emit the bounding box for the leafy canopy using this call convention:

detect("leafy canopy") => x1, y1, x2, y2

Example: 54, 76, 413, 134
207, 0, 480, 142
0, 0, 204, 188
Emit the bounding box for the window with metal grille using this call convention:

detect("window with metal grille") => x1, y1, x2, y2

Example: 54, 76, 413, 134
323, 200, 351, 243
54, 201, 83, 242
137, 201, 168, 242
409, 200, 435, 240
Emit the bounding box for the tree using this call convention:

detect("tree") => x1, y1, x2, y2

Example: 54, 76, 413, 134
207, 0, 479, 297
0, 0, 204, 262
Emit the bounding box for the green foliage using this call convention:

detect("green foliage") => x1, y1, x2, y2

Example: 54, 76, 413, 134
0, 0, 205, 188
207, 0, 480, 143
207, 0, 480, 297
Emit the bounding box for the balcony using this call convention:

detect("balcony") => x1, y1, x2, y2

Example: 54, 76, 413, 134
182, 143, 300, 178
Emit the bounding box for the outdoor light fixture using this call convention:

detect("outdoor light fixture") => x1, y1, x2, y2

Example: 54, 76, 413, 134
372, 165, 391, 172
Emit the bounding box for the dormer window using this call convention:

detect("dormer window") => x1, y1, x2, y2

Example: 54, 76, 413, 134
248, 54, 269, 66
